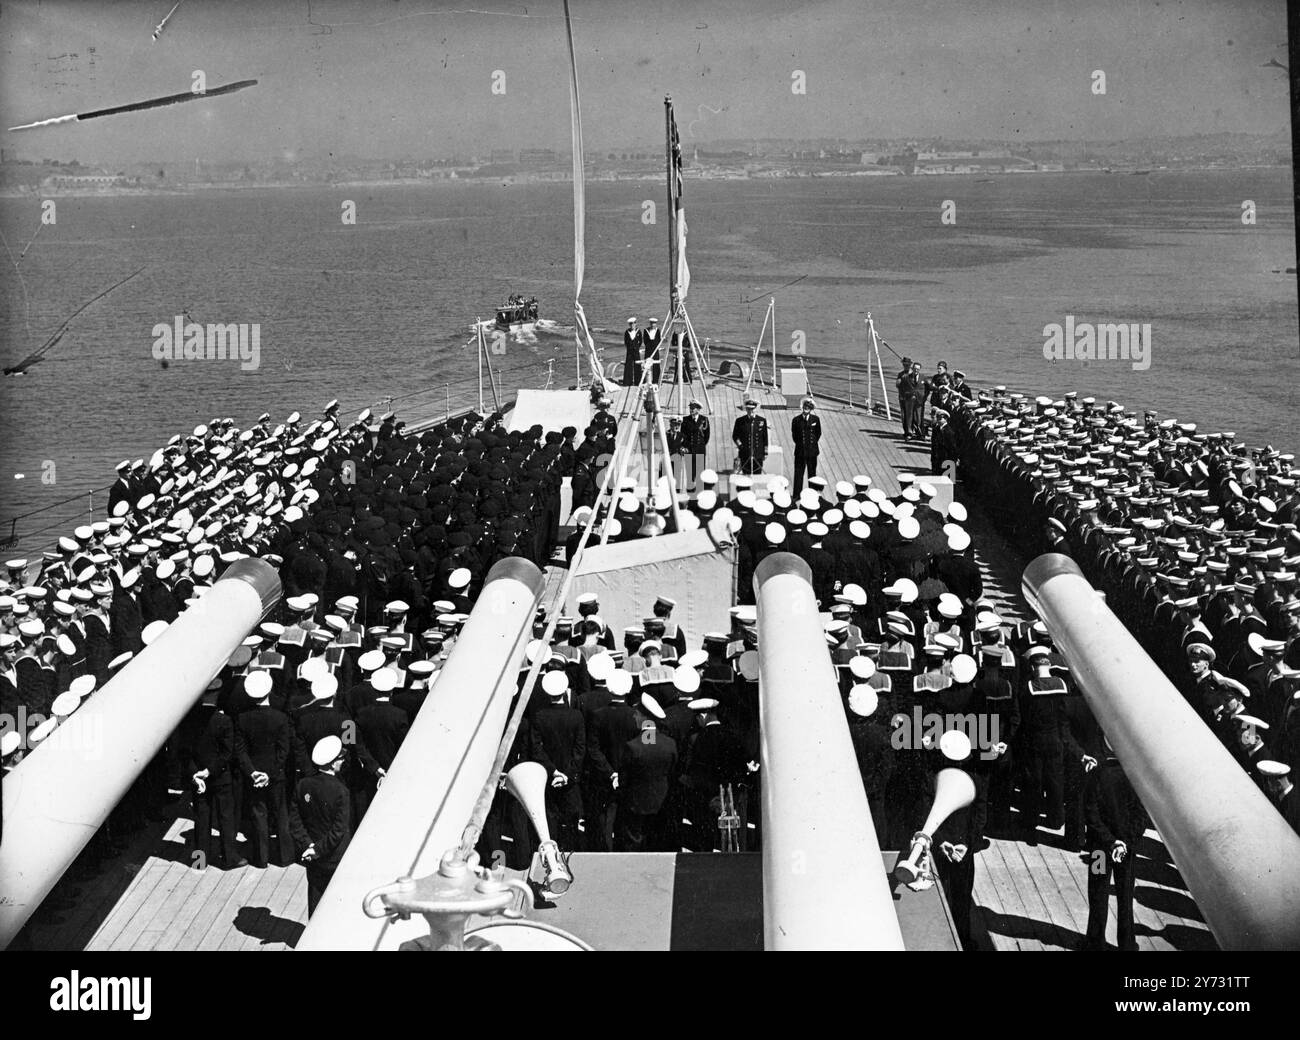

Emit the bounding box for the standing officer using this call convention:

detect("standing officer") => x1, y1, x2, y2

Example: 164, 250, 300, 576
930, 409, 958, 478
617, 703, 679, 852
591, 397, 618, 442
531, 671, 586, 851
290, 735, 353, 917
1083, 740, 1146, 951
791, 396, 822, 495
237, 671, 295, 868
679, 400, 710, 492
181, 681, 245, 870
354, 676, 412, 808
896, 358, 916, 440
732, 398, 769, 475
1016, 645, 1069, 842
923, 360, 951, 428
584, 670, 639, 851
906, 361, 926, 438
643, 316, 663, 384
622, 318, 642, 386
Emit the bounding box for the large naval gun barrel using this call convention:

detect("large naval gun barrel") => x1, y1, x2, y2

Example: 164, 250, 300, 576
1022, 554, 1300, 950
0, 558, 281, 948
753, 553, 906, 951
297, 557, 544, 951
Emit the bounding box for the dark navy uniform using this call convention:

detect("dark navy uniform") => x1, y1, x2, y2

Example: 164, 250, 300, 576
1084, 756, 1146, 951
237, 706, 294, 867
680, 409, 710, 489
531, 699, 586, 851
623, 325, 643, 385
181, 703, 242, 868
642, 324, 663, 384
732, 411, 769, 475
289, 770, 353, 916
791, 407, 822, 495
616, 724, 678, 851
1016, 674, 1069, 838
584, 698, 639, 851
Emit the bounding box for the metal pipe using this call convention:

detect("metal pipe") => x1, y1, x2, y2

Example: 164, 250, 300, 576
753, 553, 906, 950
296, 557, 544, 951
1022, 554, 1300, 950
651, 403, 684, 532
0, 558, 281, 948
770, 295, 776, 388
742, 298, 770, 397
645, 388, 656, 504
599, 397, 642, 546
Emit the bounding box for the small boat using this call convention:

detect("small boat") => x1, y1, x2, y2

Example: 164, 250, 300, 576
495, 294, 540, 328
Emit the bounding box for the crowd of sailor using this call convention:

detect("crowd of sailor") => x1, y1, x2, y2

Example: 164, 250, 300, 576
934, 382, 1300, 835
9, 374, 1300, 949
481, 469, 1170, 949
0, 396, 628, 753
0, 400, 375, 764
0, 397, 623, 890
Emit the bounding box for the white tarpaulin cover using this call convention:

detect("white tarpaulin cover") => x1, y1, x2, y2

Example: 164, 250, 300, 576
564, 529, 736, 645
507, 389, 593, 437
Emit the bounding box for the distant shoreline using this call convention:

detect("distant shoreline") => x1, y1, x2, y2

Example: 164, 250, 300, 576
1, 163, 1292, 199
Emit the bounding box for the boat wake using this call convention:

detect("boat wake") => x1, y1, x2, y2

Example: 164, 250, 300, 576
467, 317, 573, 345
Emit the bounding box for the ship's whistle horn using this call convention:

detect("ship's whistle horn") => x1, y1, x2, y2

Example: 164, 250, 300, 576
894, 767, 975, 884
505, 761, 573, 897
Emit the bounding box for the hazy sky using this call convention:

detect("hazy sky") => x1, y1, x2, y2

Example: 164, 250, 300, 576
1, 0, 1291, 163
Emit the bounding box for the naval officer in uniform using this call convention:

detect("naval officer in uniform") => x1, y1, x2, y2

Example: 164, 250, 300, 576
679, 400, 710, 491
791, 396, 822, 495
732, 398, 769, 476
643, 317, 663, 385
290, 735, 353, 917
1083, 741, 1146, 951
622, 318, 642, 386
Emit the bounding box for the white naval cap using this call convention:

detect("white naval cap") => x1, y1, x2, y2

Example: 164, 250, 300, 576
311, 735, 344, 767
244, 670, 273, 700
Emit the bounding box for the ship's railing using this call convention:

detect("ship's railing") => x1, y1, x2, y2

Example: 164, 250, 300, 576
0, 357, 566, 568
701, 337, 1046, 412
360, 356, 567, 428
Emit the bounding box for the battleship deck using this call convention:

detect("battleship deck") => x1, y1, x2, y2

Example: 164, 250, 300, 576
12, 375, 1216, 952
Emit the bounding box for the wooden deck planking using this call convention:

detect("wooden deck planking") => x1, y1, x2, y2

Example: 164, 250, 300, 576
109, 860, 194, 952
1017, 839, 1090, 939
195, 867, 265, 950
970, 828, 1216, 952
22, 800, 190, 952
129, 861, 208, 952
270, 871, 309, 949
977, 840, 1045, 951
993, 840, 1064, 951
218, 865, 287, 950
84, 857, 175, 951
160, 866, 236, 951
1001, 839, 1084, 950
245, 865, 308, 951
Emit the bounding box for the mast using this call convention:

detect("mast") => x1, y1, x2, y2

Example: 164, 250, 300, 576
665, 94, 677, 319
563, 0, 603, 387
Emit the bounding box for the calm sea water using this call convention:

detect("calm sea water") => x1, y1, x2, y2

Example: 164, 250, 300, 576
1, 169, 1296, 541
